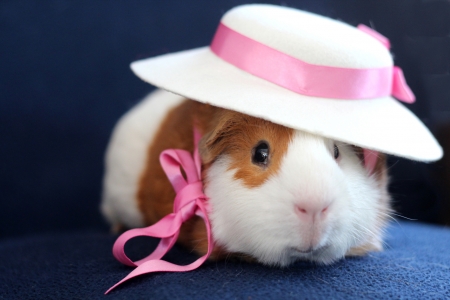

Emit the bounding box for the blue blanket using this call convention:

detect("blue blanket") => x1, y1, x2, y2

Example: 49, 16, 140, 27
0, 221, 448, 299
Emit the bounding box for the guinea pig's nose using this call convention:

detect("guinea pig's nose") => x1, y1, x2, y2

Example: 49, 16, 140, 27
295, 202, 330, 223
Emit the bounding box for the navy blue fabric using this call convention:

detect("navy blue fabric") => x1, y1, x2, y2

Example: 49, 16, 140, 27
0, 221, 449, 299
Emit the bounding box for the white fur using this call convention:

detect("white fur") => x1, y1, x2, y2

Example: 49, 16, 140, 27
101, 90, 185, 228
206, 131, 384, 266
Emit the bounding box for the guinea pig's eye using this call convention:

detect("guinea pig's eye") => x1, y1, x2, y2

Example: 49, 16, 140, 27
334, 144, 340, 159
252, 141, 270, 166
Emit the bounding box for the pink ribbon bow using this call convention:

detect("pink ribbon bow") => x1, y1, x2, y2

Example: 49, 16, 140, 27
357, 24, 415, 103
357, 24, 415, 173
105, 129, 213, 294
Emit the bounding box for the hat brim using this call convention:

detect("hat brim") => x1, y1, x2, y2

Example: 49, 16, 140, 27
131, 47, 442, 162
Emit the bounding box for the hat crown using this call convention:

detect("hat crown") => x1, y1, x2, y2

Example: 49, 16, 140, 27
221, 4, 392, 69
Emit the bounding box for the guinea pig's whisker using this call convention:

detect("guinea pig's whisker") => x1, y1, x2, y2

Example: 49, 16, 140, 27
349, 227, 369, 241
353, 208, 398, 226
192, 237, 208, 243
350, 226, 368, 236
385, 160, 400, 172
191, 240, 209, 251
358, 224, 378, 239
377, 211, 402, 224
224, 252, 233, 264
381, 214, 400, 226
350, 221, 390, 251
360, 208, 414, 225
388, 212, 417, 221
350, 221, 379, 241
347, 230, 362, 244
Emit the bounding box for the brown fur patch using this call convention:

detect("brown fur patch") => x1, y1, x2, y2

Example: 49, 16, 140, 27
201, 110, 294, 188
137, 99, 227, 259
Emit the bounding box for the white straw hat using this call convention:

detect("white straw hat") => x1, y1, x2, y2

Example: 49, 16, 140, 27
130, 4, 442, 162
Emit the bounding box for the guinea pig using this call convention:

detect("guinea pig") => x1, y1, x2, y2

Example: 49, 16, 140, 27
101, 88, 390, 266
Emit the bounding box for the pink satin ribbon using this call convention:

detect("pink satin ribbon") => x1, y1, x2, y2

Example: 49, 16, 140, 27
105, 129, 213, 294
210, 22, 415, 103
356, 24, 415, 103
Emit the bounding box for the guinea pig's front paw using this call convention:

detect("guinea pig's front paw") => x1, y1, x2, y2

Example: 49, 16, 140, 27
345, 239, 383, 257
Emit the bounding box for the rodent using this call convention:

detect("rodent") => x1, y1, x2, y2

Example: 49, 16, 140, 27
101, 88, 390, 266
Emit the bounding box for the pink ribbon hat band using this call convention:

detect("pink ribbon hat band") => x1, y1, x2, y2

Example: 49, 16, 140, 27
211, 22, 415, 103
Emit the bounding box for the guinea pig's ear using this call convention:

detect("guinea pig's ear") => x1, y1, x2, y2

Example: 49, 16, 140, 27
352, 145, 388, 180
199, 111, 240, 165
352, 145, 365, 163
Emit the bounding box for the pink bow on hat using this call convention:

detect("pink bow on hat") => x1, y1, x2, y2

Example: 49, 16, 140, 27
105, 129, 213, 294
356, 24, 414, 173
357, 24, 415, 103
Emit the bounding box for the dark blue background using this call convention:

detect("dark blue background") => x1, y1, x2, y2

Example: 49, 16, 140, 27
1, 0, 449, 239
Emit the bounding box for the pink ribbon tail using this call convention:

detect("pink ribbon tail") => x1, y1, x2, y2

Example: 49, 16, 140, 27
357, 24, 415, 104
391, 66, 415, 103
105, 128, 213, 294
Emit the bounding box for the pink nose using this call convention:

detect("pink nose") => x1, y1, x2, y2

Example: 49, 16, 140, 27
295, 202, 330, 223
